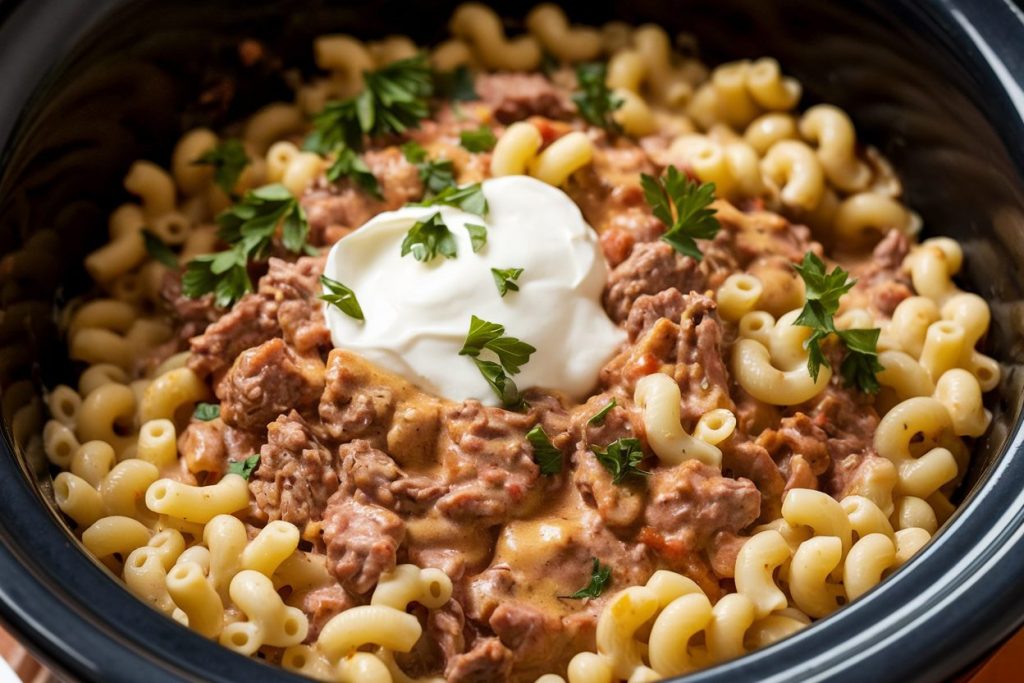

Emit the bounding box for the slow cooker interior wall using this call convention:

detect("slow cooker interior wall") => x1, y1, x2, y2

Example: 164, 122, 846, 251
0, 1, 1022, 679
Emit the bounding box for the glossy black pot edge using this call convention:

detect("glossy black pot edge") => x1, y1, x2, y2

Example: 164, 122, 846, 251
1, 1, 1024, 682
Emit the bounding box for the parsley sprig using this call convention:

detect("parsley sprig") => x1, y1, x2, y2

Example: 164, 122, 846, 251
319, 274, 364, 321
411, 183, 489, 216
459, 125, 497, 152
563, 558, 612, 600
591, 437, 649, 484
459, 316, 536, 408
526, 425, 563, 475
193, 402, 220, 421
491, 267, 523, 297
305, 55, 433, 153
227, 454, 260, 480
402, 141, 455, 195
641, 166, 720, 261
792, 252, 884, 393
182, 184, 309, 307
588, 398, 616, 426
325, 145, 382, 198
572, 62, 623, 133
401, 212, 457, 263
194, 139, 249, 197
466, 223, 487, 252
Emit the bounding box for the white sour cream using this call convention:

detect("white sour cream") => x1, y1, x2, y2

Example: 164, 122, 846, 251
323, 176, 626, 404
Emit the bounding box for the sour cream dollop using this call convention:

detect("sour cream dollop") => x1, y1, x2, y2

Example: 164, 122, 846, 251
323, 176, 626, 404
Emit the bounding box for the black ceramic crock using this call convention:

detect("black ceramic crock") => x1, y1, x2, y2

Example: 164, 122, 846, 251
1, 1, 1024, 681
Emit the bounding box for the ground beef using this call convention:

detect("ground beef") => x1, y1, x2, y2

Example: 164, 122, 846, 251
319, 350, 397, 448
338, 439, 446, 513
572, 399, 646, 528
672, 293, 734, 423
321, 493, 405, 594
720, 439, 787, 521
845, 228, 914, 318
249, 411, 338, 528
645, 460, 761, 548
302, 147, 423, 245
178, 417, 227, 475
827, 451, 898, 508
161, 271, 220, 342
603, 241, 705, 323
188, 256, 330, 378
475, 73, 573, 123
435, 401, 542, 525
446, 638, 515, 683
489, 602, 571, 672
757, 413, 831, 491
218, 338, 325, 433
300, 584, 356, 642
625, 288, 687, 342
804, 385, 880, 461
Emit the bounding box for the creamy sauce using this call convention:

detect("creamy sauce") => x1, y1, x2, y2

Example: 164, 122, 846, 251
323, 176, 626, 404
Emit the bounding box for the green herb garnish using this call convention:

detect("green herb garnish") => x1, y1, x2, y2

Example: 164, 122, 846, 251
227, 454, 260, 480
401, 141, 456, 196
319, 274, 364, 322
587, 398, 617, 426
459, 315, 536, 408
526, 425, 563, 475
194, 139, 249, 197
563, 558, 612, 599
491, 267, 523, 297
466, 223, 487, 252
142, 229, 178, 268
641, 166, 720, 261
591, 437, 649, 485
182, 184, 309, 307
304, 55, 433, 153
792, 251, 884, 393
401, 212, 457, 263
193, 402, 220, 421
459, 125, 497, 153
433, 65, 478, 102
411, 183, 488, 216
325, 145, 382, 199
572, 62, 623, 133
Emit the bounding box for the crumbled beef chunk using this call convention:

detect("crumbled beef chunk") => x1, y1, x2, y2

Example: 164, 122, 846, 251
188, 256, 330, 378
475, 73, 573, 123
338, 439, 446, 513
435, 402, 541, 525
302, 147, 422, 245
672, 292, 733, 423
645, 460, 761, 547
625, 288, 687, 342
218, 338, 325, 433
319, 350, 397, 447
604, 241, 705, 323
161, 271, 220, 341
804, 385, 880, 461
321, 493, 405, 594
721, 439, 787, 522
179, 417, 227, 475
249, 411, 338, 528
757, 413, 831, 491
300, 584, 356, 642
572, 395, 645, 528
446, 638, 515, 683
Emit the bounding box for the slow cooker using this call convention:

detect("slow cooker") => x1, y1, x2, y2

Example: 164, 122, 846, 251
1, 1, 1023, 681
